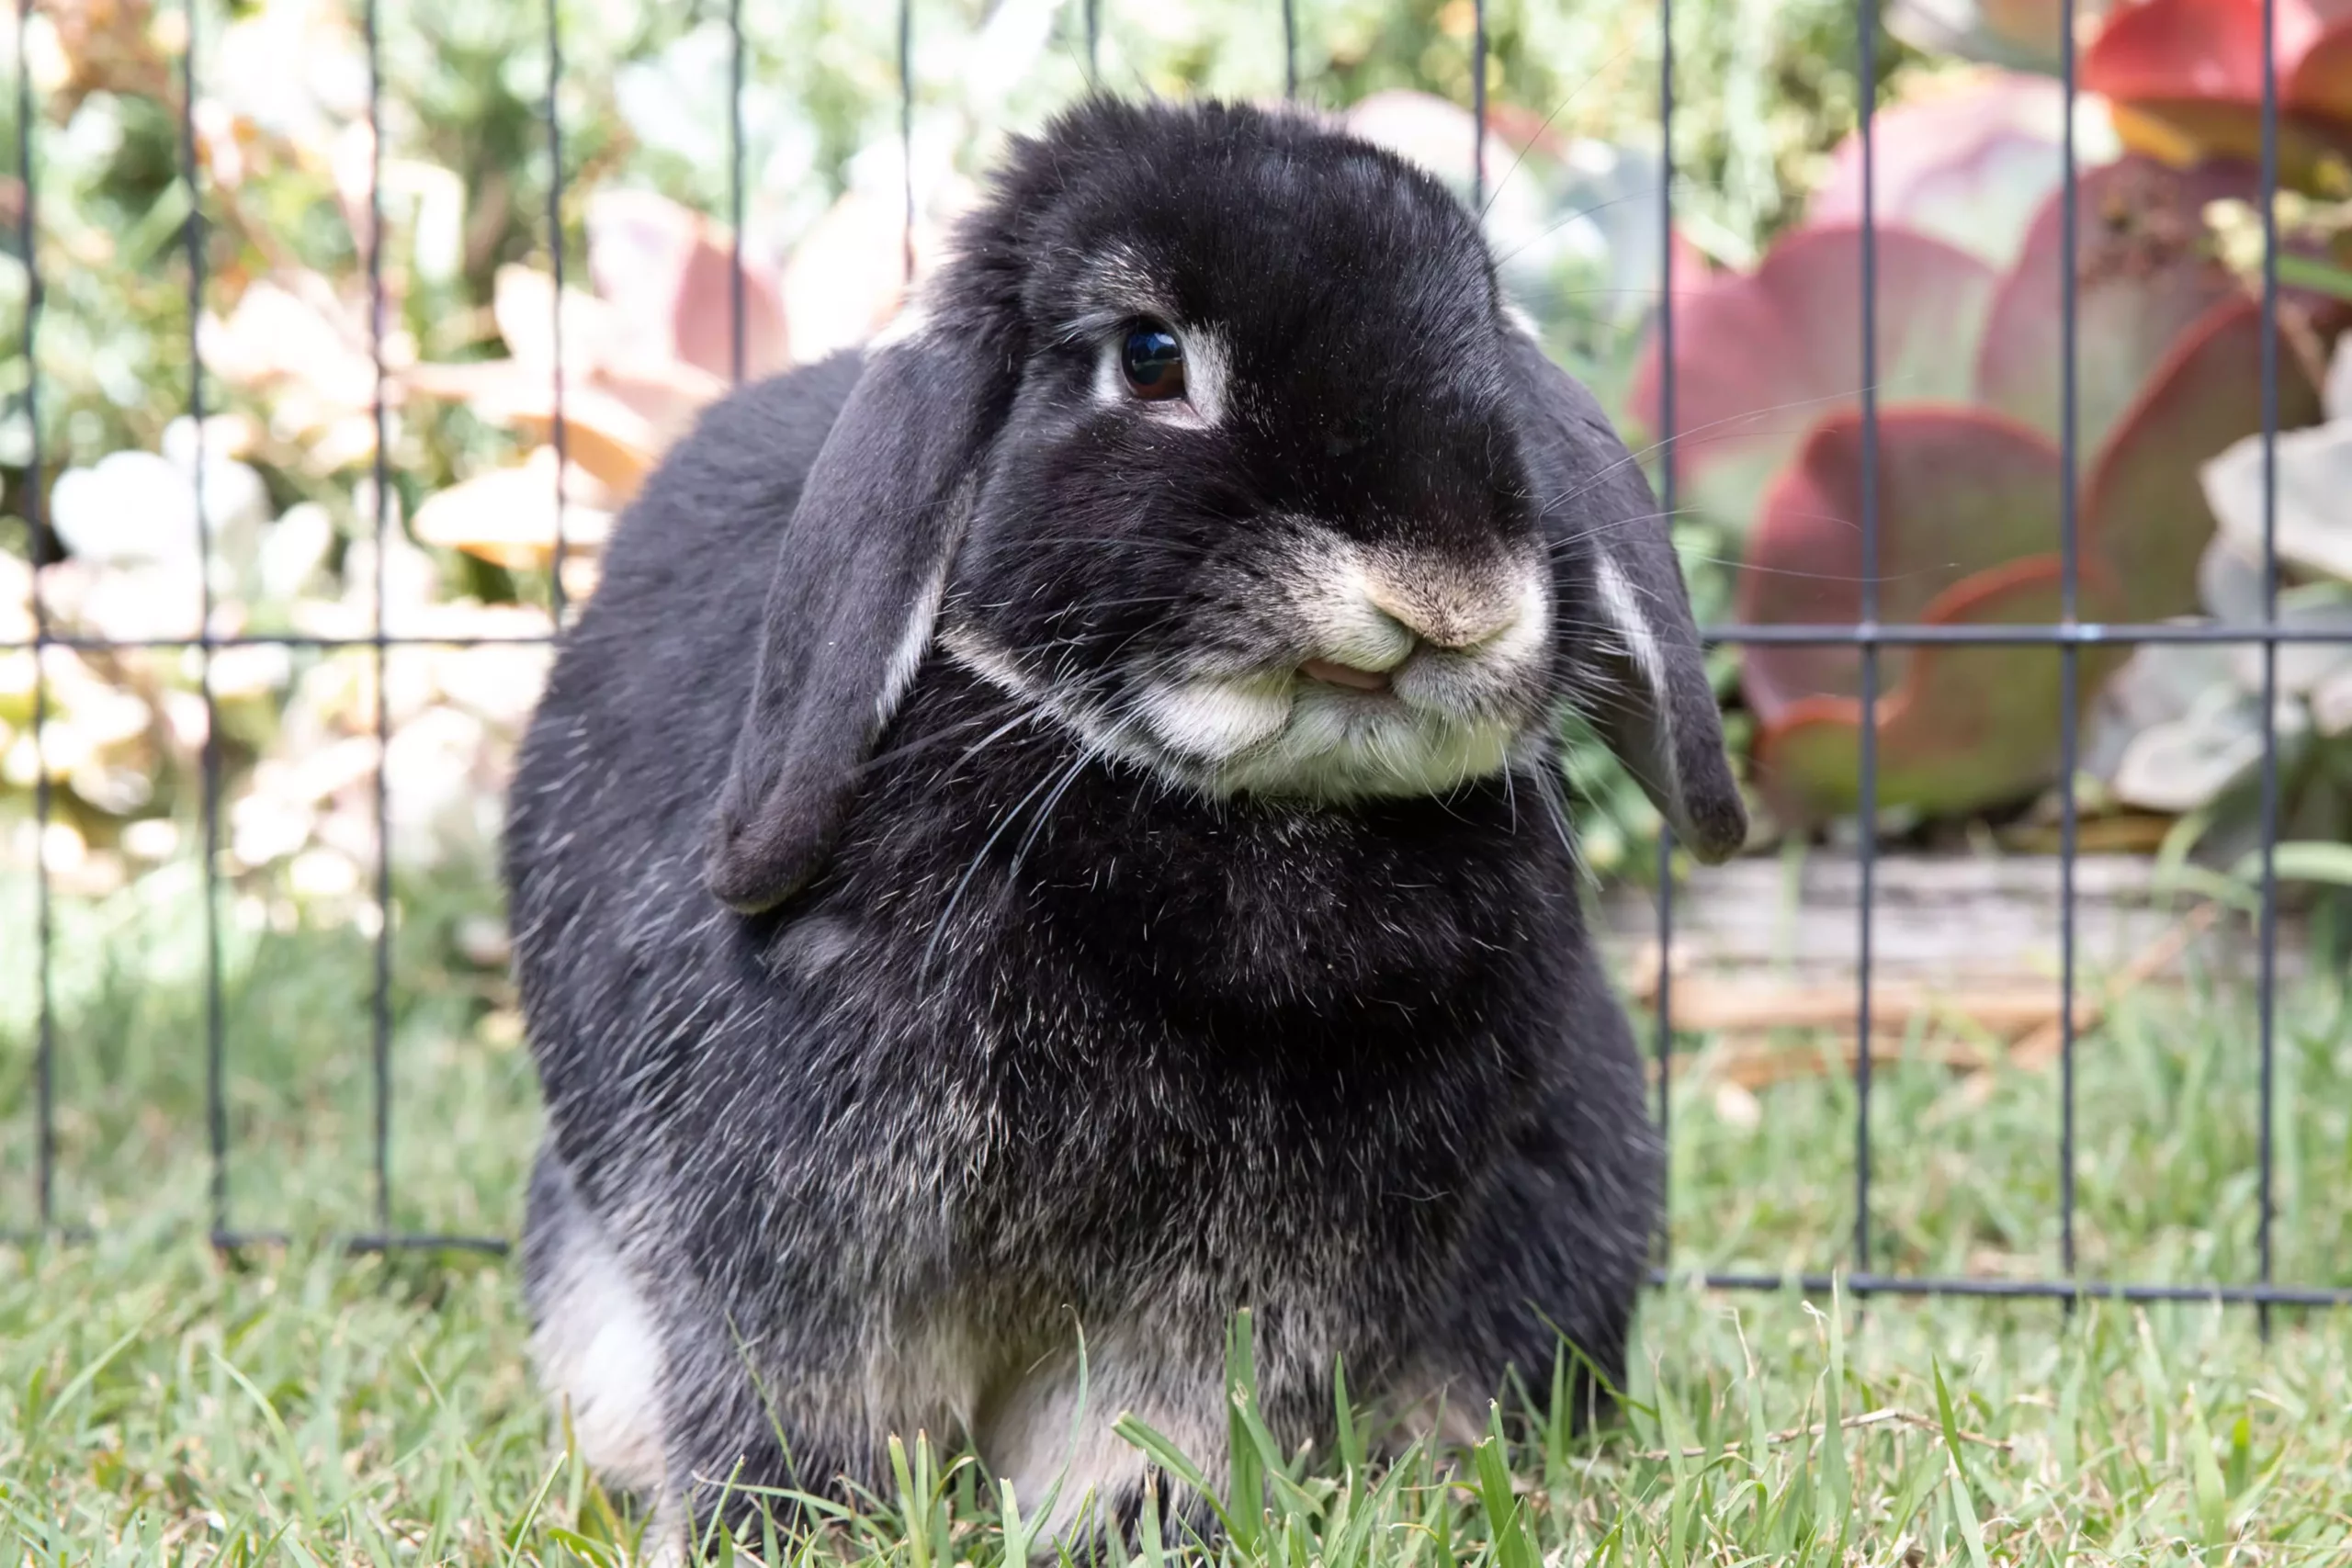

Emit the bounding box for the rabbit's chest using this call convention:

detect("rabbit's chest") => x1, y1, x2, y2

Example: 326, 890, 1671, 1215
876, 975, 1525, 1308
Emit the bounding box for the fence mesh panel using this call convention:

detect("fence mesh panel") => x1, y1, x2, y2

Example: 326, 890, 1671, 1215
6, 0, 2346, 1311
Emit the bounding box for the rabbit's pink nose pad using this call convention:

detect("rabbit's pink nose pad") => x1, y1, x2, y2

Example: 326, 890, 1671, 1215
1363, 582, 1521, 652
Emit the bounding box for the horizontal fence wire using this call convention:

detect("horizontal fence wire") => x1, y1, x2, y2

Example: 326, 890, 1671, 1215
5, 0, 2346, 1309
10, 621, 2352, 655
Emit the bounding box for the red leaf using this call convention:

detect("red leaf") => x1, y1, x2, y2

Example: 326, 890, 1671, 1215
588, 189, 789, 383
2084, 0, 2352, 168
1753, 559, 2134, 823
1805, 72, 2072, 265
1626, 226, 1998, 537
1736, 405, 2066, 721
1973, 155, 2249, 456
2082, 0, 2307, 110
2082, 294, 2328, 622
2292, 20, 2352, 122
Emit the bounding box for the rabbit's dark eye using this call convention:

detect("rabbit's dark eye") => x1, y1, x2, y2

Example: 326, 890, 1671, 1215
1121, 325, 1186, 400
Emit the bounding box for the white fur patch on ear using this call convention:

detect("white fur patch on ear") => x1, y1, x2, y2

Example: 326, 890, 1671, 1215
877, 558, 952, 721
1592, 549, 1670, 719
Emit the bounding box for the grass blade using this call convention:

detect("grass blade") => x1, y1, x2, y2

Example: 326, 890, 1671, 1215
1335, 1353, 1364, 1480
1227, 1308, 1265, 1552
1473, 1405, 1540, 1568
1931, 1356, 1992, 1568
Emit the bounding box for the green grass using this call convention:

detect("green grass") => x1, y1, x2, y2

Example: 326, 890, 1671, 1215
5, 861, 2352, 1562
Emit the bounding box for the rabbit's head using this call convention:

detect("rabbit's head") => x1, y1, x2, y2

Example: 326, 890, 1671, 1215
707, 98, 1746, 913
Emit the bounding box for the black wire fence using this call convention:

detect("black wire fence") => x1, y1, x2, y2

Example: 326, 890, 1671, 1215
6, 0, 2347, 1316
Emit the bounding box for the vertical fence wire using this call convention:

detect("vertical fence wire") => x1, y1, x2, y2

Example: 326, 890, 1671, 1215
1653, 0, 1678, 1267
1469, 0, 1486, 209
2056, 0, 2081, 1290
17, 0, 51, 1232
729, 0, 747, 387
545, 0, 569, 629
178, 0, 230, 1243
365, 0, 394, 1236
900, 0, 916, 285
2255, 0, 2282, 1339
1850, 0, 1880, 1278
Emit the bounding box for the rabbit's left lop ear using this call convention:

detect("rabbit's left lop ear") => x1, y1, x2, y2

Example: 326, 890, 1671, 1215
705, 316, 1007, 913
1502, 333, 1749, 863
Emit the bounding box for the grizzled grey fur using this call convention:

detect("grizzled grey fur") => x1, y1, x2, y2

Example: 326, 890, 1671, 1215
506, 96, 1746, 1554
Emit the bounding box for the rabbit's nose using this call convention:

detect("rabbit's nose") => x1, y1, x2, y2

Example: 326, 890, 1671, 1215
1363, 578, 1523, 652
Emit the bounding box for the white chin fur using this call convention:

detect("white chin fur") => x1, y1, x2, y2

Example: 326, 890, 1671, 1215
1136, 678, 1295, 760
1142, 677, 1523, 800
944, 627, 1533, 804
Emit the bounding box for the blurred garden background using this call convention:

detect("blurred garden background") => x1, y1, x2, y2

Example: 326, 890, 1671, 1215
6, 0, 2352, 1277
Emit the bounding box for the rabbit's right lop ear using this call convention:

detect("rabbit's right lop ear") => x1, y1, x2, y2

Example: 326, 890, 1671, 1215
705, 327, 1004, 914
1503, 334, 1749, 863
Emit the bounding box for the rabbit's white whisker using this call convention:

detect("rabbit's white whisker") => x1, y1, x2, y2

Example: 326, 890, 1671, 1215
918, 747, 1072, 987
1004, 744, 1100, 894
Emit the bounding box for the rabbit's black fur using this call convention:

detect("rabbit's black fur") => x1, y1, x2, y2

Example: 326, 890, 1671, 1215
509, 96, 1744, 1552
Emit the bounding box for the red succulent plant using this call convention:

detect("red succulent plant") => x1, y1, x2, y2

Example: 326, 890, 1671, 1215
2085, 0, 2352, 184
1632, 77, 2331, 826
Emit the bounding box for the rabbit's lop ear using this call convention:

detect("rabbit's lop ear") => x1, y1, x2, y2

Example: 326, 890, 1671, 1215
705, 328, 1003, 913
1503, 334, 1748, 864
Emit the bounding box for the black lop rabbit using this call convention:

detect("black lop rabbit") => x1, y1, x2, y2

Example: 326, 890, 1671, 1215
508, 96, 1745, 1554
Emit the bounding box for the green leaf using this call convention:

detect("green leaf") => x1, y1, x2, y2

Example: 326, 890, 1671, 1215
2225, 1411, 2254, 1500
2179, 1385, 2231, 1548
1471, 1416, 1540, 1568
999, 1479, 1035, 1568
2279, 252, 2352, 304
542, 1528, 621, 1568
29, 1314, 153, 1435
1931, 1357, 1993, 1568
1112, 1414, 1223, 1533
1226, 1308, 1265, 1552
888, 1435, 927, 1568
1821, 1283, 1852, 1545
212, 1350, 322, 1530
1334, 1352, 1364, 1480
2133, 1315, 2175, 1464
1135, 1472, 1166, 1568
2232, 840, 2352, 889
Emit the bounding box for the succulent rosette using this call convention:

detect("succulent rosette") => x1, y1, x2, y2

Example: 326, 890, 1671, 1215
1632, 73, 2331, 825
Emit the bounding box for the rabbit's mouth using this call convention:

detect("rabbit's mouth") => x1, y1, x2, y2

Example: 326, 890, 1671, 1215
1299, 657, 1393, 694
